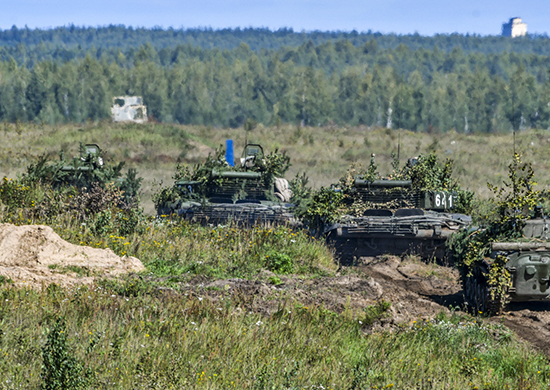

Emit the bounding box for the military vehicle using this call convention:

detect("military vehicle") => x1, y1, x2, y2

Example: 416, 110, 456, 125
324, 155, 471, 263
24, 143, 141, 200
155, 143, 297, 226
450, 154, 549, 314
462, 214, 550, 314
111, 96, 148, 123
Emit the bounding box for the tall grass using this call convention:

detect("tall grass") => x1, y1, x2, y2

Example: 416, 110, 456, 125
2, 123, 550, 388
0, 191, 549, 389
0, 286, 548, 389
0, 197, 337, 282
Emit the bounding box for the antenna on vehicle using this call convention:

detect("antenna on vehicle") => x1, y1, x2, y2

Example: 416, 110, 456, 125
512, 91, 516, 156
513, 128, 516, 156
244, 121, 248, 148
397, 94, 402, 162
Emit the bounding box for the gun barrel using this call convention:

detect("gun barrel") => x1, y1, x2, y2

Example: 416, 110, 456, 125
354, 179, 412, 188
491, 242, 550, 251
212, 170, 262, 179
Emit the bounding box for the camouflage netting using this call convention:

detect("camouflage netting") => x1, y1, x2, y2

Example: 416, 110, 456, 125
296, 153, 473, 231
446, 154, 547, 313
153, 144, 293, 214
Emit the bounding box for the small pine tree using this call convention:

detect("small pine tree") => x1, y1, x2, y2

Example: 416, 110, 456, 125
41, 317, 90, 390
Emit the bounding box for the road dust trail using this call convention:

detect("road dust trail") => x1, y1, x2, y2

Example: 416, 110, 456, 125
0, 223, 144, 289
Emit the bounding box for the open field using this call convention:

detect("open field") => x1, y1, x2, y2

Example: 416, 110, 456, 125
0, 214, 549, 389
1, 121, 550, 213
2, 121, 550, 387
4, 25, 550, 389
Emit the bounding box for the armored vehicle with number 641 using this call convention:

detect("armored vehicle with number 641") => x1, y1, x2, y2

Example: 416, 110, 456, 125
325, 154, 472, 263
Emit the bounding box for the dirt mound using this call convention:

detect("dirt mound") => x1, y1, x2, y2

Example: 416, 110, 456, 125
0, 224, 144, 289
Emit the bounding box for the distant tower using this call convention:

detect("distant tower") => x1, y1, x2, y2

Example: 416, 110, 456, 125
502, 17, 527, 37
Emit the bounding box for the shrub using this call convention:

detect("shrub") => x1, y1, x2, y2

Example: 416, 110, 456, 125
41, 317, 90, 390
264, 250, 294, 274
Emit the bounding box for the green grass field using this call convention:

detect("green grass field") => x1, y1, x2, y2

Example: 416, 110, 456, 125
2, 284, 549, 389
2, 121, 550, 214
2, 122, 550, 388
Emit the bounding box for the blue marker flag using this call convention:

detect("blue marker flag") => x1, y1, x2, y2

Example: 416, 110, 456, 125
225, 139, 234, 166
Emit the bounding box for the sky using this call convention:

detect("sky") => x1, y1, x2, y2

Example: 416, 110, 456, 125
1, 0, 548, 36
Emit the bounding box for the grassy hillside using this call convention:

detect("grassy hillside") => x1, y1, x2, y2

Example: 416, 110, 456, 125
1, 121, 549, 214
0, 206, 548, 389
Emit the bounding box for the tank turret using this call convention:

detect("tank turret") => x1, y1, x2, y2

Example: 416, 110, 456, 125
155, 143, 296, 226
324, 153, 471, 263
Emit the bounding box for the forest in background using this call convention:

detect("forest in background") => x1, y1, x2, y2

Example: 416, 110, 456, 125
0, 25, 549, 132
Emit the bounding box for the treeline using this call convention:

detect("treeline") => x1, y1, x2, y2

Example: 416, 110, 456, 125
2, 25, 550, 65
0, 26, 549, 132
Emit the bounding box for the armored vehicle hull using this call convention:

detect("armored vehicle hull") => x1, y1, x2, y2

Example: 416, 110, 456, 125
463, 218, 550, 314
326, 209, 470, 262
171, 201, 297, 227
326, 177, 470, 262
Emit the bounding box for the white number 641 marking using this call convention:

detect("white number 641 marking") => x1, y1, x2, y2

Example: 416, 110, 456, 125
435, 192, 454, 208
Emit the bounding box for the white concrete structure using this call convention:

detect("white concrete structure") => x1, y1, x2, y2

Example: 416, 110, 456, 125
502, 17, 527, 37
111, 96, 148, 123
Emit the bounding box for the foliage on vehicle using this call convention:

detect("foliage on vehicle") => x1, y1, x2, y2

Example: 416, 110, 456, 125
406, 154, 474, 213
338, 156, 377, 191
336, 153, 473, 213
406, 154, 454, 191
293, 187, 344, 232
288, 172, 311, 205
300, 152, 473, 232
2, 143, 145, 233
179, 145, 290, 185
447, 154, 542, 310
1, 151, 144, 236
22, 143, 142, 203
153, 145, 291, 212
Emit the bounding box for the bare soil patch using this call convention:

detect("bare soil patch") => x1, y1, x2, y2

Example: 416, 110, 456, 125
175, 255, 462, 330
493, 302, 550, 356
174, 255, 550, 355
0, 224, 144, 289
